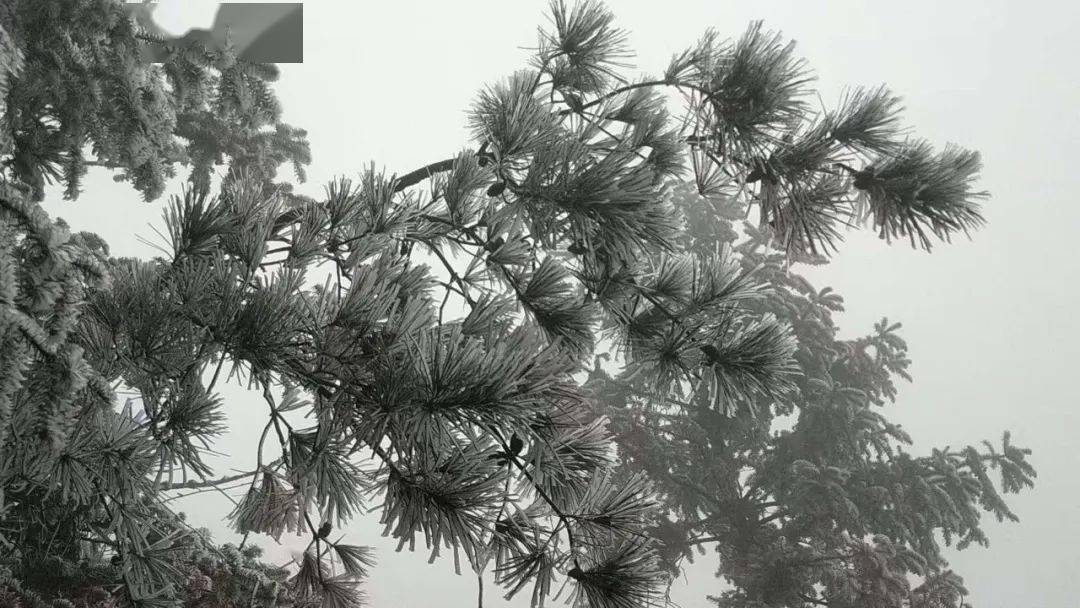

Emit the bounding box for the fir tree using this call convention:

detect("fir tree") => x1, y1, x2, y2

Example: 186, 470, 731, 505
0, 2, 1034, 608
0, 0, 309, 202
0, 0, 315, 605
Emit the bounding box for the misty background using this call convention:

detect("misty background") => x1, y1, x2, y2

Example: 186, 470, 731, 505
45, 1, 1079, 606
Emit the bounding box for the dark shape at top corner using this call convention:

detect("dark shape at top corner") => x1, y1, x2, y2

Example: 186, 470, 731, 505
132, 2, 304, 64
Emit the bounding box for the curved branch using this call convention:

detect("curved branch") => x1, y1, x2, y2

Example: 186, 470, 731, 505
392, 158, 458, 193
158, 469, 256, 491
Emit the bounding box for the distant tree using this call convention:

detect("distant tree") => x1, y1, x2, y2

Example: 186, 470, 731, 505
589, 184, 1035, 608
0, 2, 1034, 608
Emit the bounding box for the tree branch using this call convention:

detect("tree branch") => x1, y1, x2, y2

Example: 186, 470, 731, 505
508, 452, 581, 568
159, 469, 256, 491
392, 158, 458, 193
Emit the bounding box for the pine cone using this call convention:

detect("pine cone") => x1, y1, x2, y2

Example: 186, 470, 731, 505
508, 433, 524, 456
486, 181, 507, 197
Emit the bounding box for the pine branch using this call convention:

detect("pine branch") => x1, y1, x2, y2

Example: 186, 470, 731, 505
507, 451, 582, 568
393, 159, 458, 193
159, 469, 256, 491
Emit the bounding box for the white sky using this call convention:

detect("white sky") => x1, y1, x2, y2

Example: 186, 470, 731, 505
126, 0, 222, 36
43, 1, 1080, 606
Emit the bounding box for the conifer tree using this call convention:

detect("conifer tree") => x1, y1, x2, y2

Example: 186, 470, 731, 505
0, 0, 309, 202
590, 184, 1035, 608
0, 1, 316, 605
0, 2, 1034, 608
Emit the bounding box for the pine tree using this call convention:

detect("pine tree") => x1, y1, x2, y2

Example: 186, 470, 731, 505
0, 1, 316, 605
0, 2, 1035, 608
0, 0, 309, 202
590, 184, 1035, 608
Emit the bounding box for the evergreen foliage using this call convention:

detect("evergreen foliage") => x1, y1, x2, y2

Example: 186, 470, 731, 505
0, 0, 309, 202
0, 2, 1034, 608
589, 185, 1035, 607
0, 1, 316, 605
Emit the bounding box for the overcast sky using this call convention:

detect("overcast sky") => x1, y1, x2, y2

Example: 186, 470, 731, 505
45, 1, 1080, 606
